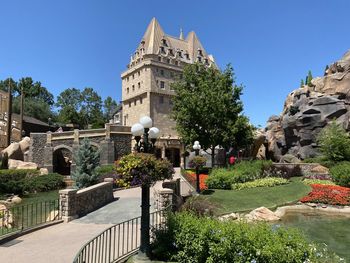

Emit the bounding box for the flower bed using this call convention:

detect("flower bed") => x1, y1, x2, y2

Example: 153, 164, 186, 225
300, 184, 350, 205
183, 171, 208, 191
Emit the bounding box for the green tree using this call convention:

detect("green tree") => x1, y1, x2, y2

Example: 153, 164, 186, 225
300, 79, 304, 87
56, 88, 82, 126
81, 87, 104, 128
71, 138, 100, 189
171, 63, 254, 165
103, 96, 118, 122
317, 121, 350, 162
307, 70, 313, 87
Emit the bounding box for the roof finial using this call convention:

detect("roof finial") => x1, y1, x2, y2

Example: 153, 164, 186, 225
179, 28, 184, 40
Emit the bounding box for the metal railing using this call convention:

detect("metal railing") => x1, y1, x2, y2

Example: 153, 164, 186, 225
73, 207, 170, 263
0, 199, 61, 237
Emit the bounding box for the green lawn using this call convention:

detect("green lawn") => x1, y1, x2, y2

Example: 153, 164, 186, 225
202, 177, 311, 214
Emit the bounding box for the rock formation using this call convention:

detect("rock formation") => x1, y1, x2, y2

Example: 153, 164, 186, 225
263, 49, 350, 160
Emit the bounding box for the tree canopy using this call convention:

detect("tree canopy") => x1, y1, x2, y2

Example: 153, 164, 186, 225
171, 63, 254, 162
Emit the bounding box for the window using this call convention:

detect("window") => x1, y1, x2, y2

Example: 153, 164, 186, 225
167, 58, 170, 64
175, 61, 179, 66
160, 81, 165, 89
156, 80, 159, 86
127, 77, 129, 82
132, 74, 135, 79
158, 56, 161, 62
124, 116, 127, 125
160, 69, 164, 76
134, 100, 136, 106
132, 85, 135, 91
140, 97, 143, 104
129, 101, 131, 107
138, 71, 140, 76
159, 96, 164, 104
127, 87, 129, 94
138, 82, 141, 89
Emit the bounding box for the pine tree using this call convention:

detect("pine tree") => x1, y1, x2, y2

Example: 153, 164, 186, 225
72, 138, 100, 189
307, 70, 313, 86
300, 79, 304, 87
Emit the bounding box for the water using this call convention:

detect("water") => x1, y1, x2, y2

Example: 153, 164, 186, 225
279, 211, 350, 261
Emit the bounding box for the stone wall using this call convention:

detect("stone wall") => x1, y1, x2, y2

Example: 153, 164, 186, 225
29, 133, 47, 167
111, 133, 132, 160
59, 181, 114, 222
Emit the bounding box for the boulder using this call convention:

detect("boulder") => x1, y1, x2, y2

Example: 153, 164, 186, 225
2, 142, 23, 160
19, 136, 31, 153
245, 207, 280, 222
8, 159, 38, 170
40, 168, 49, 175
0, 204, 13, 228
279, 154, 301, 163
310, 165, 329, 174
264, 49, 350, 160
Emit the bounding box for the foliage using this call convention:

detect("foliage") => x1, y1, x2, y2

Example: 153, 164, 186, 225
171, 63, 254, 163
317, 121, 350, 162
303, 156, 337, 168
103, 96, 118, 121
188, 155, 207, 169
151, 212, 342, 262
0, 169, 39, 194
232, 177, 288, 190
183, 171, 208, 191
300, 184, 350, 205
203, 177, 311, 214
307, 70, 313, 87
289, 105, 299, 116
0, 77, 56, 122
24, 173, 65, 192
180, 196, 218, 216
56, 87, 105, 129
115, 153, 174, 187
1, 152, 9, 170
71, 138, 100, 189
302, 179, 335, 186
329, 161, 350, 187
300, 78, 304, 87
206, 160, 273, 189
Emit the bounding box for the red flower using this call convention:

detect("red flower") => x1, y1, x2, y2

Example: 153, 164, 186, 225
300, 184, 350, 205
184, 172, 208, 190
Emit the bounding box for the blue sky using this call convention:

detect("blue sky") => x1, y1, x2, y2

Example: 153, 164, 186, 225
1, 0, 349, 126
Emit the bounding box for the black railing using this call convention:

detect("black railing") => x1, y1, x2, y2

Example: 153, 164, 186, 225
73, 207, 170, 263
0, 199, 61, 237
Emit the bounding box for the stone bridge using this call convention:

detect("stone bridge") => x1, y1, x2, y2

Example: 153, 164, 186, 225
28, 124, 132, 175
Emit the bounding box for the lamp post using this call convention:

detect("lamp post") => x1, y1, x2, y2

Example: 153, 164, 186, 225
131, 116, 160, 259
193, 141, 201, 193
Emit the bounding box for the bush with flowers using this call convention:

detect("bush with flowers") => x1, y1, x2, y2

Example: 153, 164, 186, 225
115, 153, 174, 187
300, 184, 350, 205
183, 171, 208, 191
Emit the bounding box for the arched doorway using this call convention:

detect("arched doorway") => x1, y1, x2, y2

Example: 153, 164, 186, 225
165, 148, 180, 167
53, 147, 72, 175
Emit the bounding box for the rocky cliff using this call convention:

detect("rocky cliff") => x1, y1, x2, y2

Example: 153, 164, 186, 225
263, 50, 350, 161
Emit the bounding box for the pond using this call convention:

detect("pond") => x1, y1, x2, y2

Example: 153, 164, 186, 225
279, 211, 350, 261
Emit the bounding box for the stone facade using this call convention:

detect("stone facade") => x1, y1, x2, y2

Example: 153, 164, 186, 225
121, 18, 215, 167
29, 125, 132, 173
59, 181, 114, 222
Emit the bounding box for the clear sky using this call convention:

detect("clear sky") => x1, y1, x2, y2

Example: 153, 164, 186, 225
1, 0, 349, 126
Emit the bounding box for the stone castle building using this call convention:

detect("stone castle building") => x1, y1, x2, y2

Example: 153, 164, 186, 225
121, 18, 215, 166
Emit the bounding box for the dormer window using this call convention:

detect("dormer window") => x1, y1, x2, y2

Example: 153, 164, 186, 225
185, 52, 190, 60
198, 49, 203, 56
168, 49, 174, 56
161, 38, 167, 46
177, 50, 182, 57
160, 46, 165, 53
197, 57, 202, 62
205, 58, 209, 64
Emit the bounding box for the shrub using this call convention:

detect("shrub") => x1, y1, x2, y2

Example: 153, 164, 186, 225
330, 162, 350, 187
151, 212, 342, 262
206, 168, 234, 189
188, 156, 207, 169
206, 160, 273, 189
180, 196, 218, 216
183, 171, 208, 191
300, 184, 350, 205
71, 138, 100, 189
303, 156, 337, 168
317, 121, 350, 162
24, 173, 65, 192
302, 179, 335, 186
115, 153, 174, 187
232, 177, 288, 190
0, 169, 40, 194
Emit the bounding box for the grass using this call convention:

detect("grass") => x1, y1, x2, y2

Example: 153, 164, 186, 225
202, 177, 311, 214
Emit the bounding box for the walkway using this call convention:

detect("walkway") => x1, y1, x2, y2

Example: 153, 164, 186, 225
0, 168, 192, 263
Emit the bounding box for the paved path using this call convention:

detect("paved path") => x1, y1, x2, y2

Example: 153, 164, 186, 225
0, 168, 192, 263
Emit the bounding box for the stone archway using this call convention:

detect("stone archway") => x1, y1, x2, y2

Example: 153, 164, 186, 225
53, 145, 73, 175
